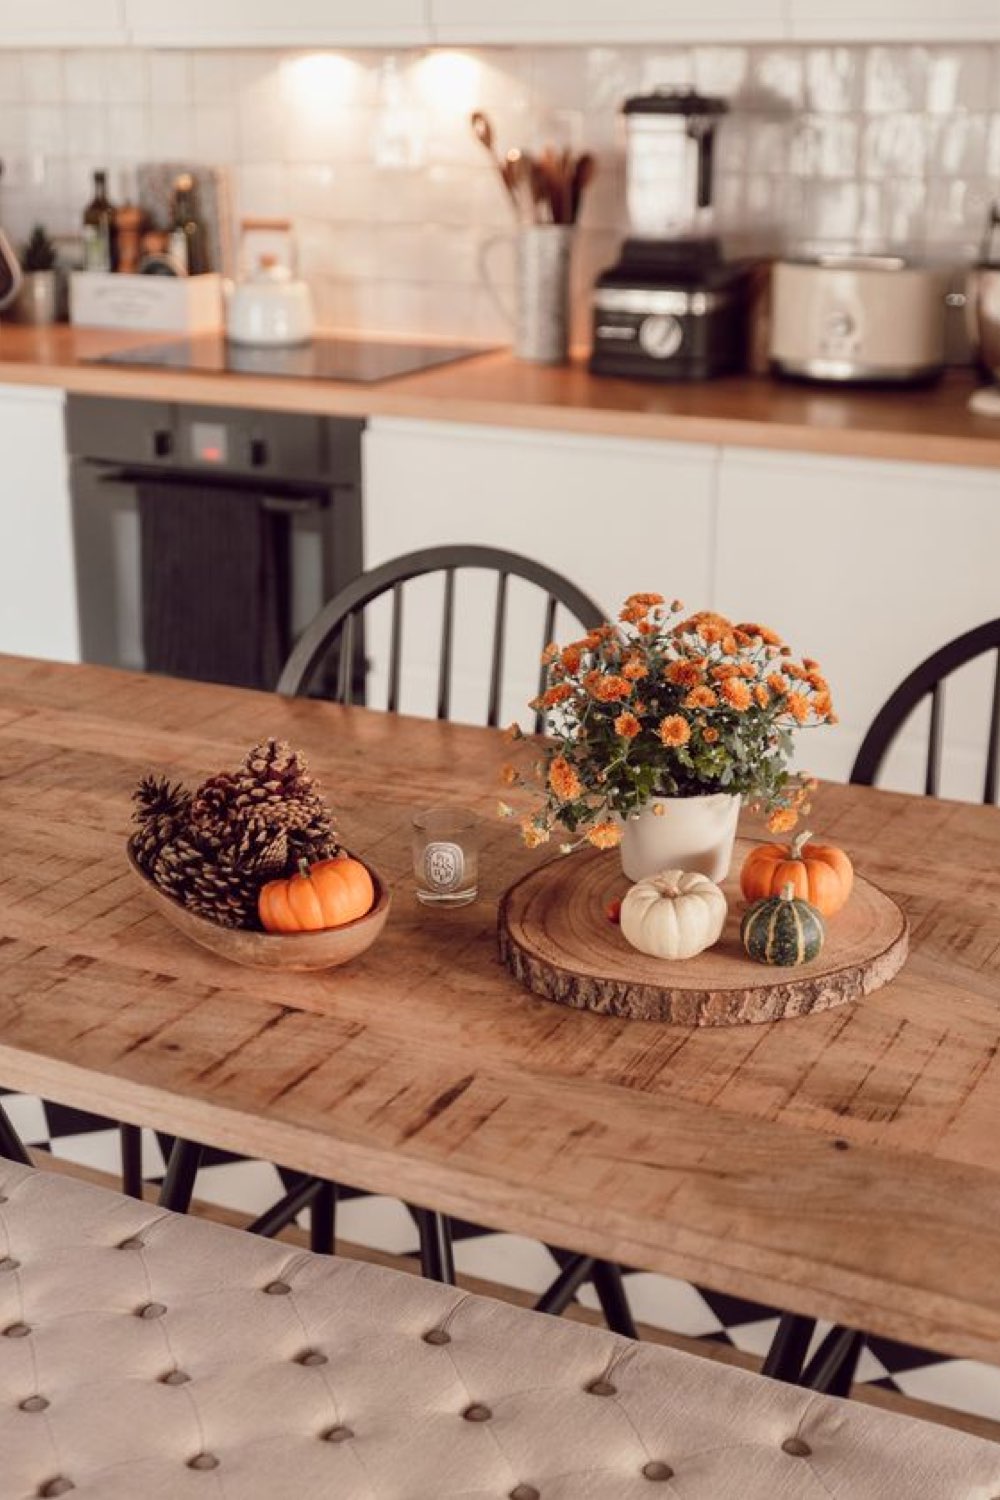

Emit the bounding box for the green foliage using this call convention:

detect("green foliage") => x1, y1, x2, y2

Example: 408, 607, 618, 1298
22, 224, 56, 273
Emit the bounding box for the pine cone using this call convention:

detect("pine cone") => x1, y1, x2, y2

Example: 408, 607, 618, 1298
152, 836, 260, 930
131, 774, 192, 874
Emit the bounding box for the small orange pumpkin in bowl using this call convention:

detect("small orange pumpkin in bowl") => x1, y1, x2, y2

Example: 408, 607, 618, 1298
740, 830, 853, 918
259, 855, 374, 934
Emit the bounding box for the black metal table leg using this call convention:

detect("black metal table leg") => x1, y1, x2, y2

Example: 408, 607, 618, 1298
0, 1100, 31, 1166
590, 1261, 639, 1339
158, 1139, 202, 1213
762, 1313, 817, 1383
535, 1254, 596, 1316
803, 1326, 866, 1397
247, 1176, 322, 1238
412, 1207, 456, 1284
310, 1181, 336, 1255
119, 1124, 143, 1199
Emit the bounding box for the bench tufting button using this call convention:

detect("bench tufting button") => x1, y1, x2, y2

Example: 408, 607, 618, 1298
3, 1323, 30, 1338
642, 1461, 674, 1481
0, 1193, 8, 1203
297, 1351, 328, 1367
510, 1488, 540, 1500
423, 1328, 451, 1345
160, 1370, 190, 1386
39, 1480, 74, 1497
782, 1437, 812, 1458
463, 1403, 492, 1423
323, 1425, 354, 1443
188, 1454, 220, 1471
586, 1378, 616, 1397
264, 1280, 291, 1296
20, 1396, 49, 1413
137, 1302, 167, 1320
118, 1237, 144, 1251
0, 1256, 19, 1271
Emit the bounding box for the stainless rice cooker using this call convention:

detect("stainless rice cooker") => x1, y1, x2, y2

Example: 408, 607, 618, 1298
770, 255, 948, 385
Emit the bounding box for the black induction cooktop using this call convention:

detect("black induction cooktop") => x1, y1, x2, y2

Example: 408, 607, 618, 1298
91, 334, 491, 383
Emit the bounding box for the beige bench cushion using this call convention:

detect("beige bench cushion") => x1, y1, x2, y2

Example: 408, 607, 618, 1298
0, 1161, 997, 1499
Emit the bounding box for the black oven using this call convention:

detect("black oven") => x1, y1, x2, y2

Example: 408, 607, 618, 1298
65, 396, 364, 693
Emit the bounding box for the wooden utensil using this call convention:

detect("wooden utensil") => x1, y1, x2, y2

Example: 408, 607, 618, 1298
471, 111, 519, 215
570, 153, 596, 224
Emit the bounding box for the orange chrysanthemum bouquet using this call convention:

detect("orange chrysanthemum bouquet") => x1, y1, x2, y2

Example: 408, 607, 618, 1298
504, 593, 835, 855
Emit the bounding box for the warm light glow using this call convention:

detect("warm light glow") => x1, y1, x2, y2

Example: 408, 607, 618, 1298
282, 53, 365, 112
413, 50, 482, 115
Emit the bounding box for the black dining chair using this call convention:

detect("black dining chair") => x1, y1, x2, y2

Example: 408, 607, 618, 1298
160, 545, 639, 1334
764, 620, 1000, 1396
851, 617, 1000, 802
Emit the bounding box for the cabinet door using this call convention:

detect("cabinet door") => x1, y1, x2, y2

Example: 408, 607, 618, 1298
0, 387, 80, 664
430, 0, 784, 43
788, 0, 1000, 39
715, 447, 1000, 798
363, 418, 719, 726
125, 0, 428, 46
0, 1, 126, 45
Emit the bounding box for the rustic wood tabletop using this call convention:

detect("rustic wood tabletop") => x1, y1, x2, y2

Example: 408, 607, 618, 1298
0, 655, 998, 1364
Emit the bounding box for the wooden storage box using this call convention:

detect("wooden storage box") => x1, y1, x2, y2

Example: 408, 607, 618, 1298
69, 272, 223, 333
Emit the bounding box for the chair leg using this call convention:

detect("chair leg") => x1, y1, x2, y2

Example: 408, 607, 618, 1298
762, 1313, 816, 1383
310, 1181, 336, 1255
590, 1260, 638, 1340
158, 1139, 202, 1213
0, 1100, 31, 1166
412, 1207, 456, 1284
802, 1325, 866, 1397
119, 1123, 144, 1199
535, 1254, 596, 1316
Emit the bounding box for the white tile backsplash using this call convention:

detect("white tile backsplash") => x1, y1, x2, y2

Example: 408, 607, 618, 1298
1, 40, 998, 344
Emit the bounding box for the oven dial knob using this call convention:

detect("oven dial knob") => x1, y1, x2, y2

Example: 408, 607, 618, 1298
639, 313, 683, 359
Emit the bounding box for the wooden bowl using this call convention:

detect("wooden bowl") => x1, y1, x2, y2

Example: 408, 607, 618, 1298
126, 843, 391, 972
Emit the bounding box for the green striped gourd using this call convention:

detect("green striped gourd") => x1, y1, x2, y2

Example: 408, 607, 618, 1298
741, 881, 824, 967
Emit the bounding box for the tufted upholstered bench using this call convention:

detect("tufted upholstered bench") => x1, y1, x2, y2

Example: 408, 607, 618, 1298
1, 1161, 998, 1500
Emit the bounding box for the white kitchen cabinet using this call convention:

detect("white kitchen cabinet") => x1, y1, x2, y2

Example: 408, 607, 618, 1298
363, 418, 719, 726
125, 0, 430, 48
0, 386, 80, 665
787, 0, 1000, 41
714, 447, 1000, 797
0, 1, 127, 46
429, 0, 785, 44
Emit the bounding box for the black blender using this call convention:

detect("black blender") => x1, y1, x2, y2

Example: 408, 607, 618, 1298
590, 88, 751, 380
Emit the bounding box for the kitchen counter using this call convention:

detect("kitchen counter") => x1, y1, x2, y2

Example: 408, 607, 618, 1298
1, 324, 999, 470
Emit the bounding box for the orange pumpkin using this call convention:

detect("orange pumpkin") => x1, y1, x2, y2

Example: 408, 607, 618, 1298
740, 830, 853, 917
259, 855, 374, 934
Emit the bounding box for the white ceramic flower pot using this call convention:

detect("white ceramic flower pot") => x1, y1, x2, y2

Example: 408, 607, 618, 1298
620, 793, 741, 884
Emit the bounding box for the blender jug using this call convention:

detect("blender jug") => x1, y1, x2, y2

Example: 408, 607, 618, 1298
624, 88, 728, 243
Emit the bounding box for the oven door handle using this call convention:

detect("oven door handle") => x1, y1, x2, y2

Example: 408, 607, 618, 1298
92, 467, 326, 510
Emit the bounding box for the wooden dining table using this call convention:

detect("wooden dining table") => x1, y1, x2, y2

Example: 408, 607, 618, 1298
1, 654, 999, 1368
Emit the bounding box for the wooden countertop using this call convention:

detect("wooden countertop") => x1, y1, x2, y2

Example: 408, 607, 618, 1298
2, 323, 999, 469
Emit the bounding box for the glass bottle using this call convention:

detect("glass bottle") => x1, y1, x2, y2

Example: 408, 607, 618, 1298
168, 173, 209, 275
82, 170, 115, 272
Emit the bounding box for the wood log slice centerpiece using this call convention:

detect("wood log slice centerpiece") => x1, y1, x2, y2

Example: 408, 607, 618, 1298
498, 838, 908, 1026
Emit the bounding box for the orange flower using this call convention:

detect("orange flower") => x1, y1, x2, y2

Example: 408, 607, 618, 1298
521, 818, 550, 849
541, 682, 573, 708
712, 663, 740, 681
753, 683, 770, 709
670, 598, 684, 612
812, 690, 833, 718
739, 663, 757, 679
736, 622, 783, 647
785, 691, 811, 724
721, 633, 738, 655
541, 642, 559, 665
665, 660, 702, 688
499, 764, 517, 786
658, 714, 691, 747
767, 673, 789, 696
548, 755, 582, 802
586, 672, 631, 703
785, 662, 808, 680
803, 658, 820, 671
807, 671, 829, 692
561, 644, 584, 673
702, 727, 720, 743
636, 619, 657, 635
625, 591, 665, 609
584, 626, 613, 649
587, 821, 622, 850
619, 603, 648, 624
614, 711, 641, 739
683, 685, 717, 710
767, 808, 799, 834
621, 657, 648, 681
720, 678, 752, 712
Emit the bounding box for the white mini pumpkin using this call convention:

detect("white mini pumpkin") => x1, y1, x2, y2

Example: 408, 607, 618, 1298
619, 868, 727, 961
